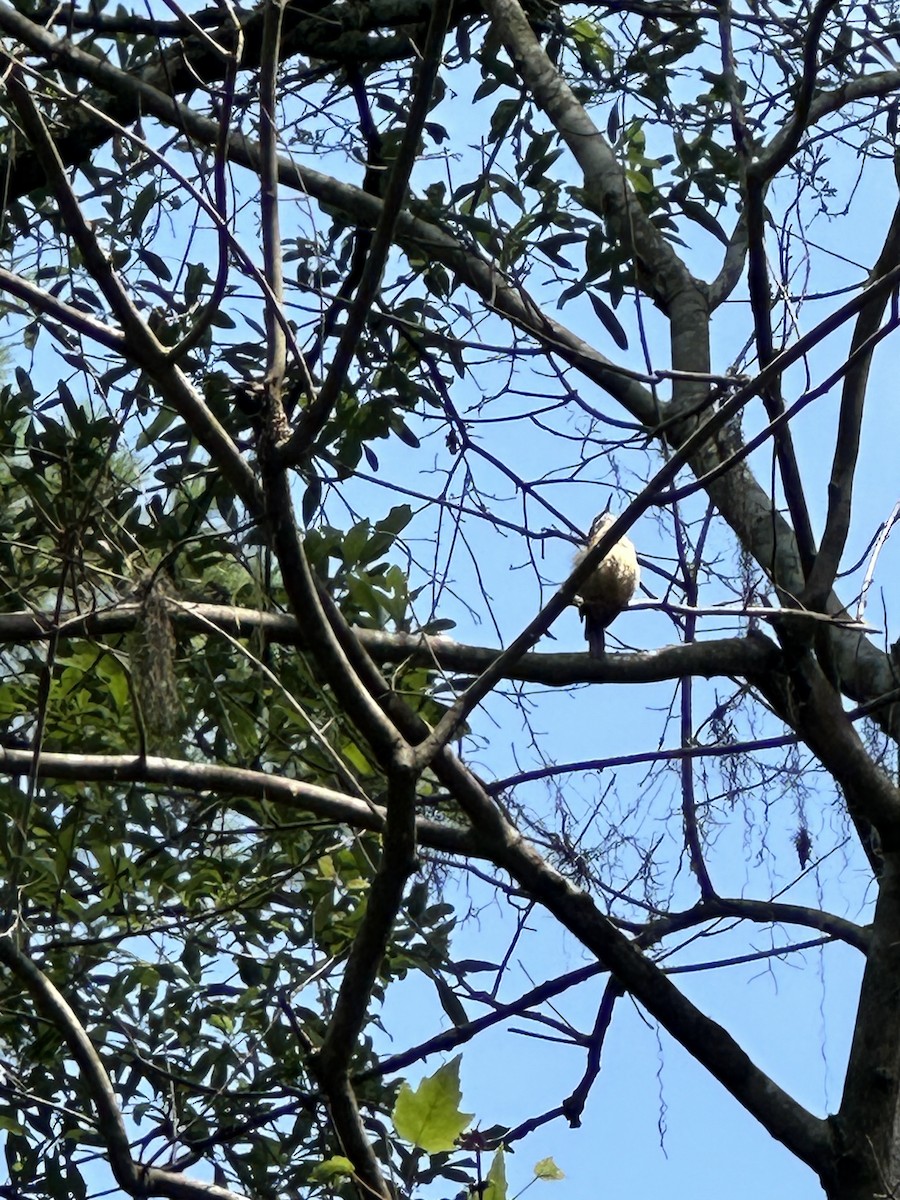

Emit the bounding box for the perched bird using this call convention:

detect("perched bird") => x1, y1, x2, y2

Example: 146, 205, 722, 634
574, 511, 639, 656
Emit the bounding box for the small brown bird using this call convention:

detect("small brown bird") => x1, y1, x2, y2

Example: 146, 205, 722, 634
574, 511, 639, 656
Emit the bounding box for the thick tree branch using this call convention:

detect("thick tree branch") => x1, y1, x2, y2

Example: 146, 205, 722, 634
834, 852, 900, 1195
750, 651, 900, 849
258, 0, 289, 402
0, 604, 784, 686
749, 0, 844, 186
481, 0, 714, 424
0, 4, 661, 433
0, 0, 474, 201
365, 889, 869, 1085
0, 931, 140, 1192
408, 271, 900, 761
285, 588, 837, 1170
730, 0, 827, 577
1, 5, 898, 1194
0, 746, 480, 858
441, 776, 834, 1173
3, 2, 900, 752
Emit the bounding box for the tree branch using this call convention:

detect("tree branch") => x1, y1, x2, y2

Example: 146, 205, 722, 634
314, 760, 419, 1200
0, 61, 261, 513
0, 746, 480, 859
802, 201, 900, 610
0, 932, 253, 1200
482, 0, 699, 314
1, 3, 899, 734
0, 604, 785, 688
283, 0, 451, 457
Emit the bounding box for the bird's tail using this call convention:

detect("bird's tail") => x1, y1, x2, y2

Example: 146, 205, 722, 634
582, 611, 606, 658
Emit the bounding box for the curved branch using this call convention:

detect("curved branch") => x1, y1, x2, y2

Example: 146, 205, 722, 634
0, 933, 252, 1200
0, 3, 661, 432
0, 747, 481, 859
356, 898, 868, 1084
747, 0, 841, 186
707, 897, 869, 953
802, 201, 900, 610
0, 63, 261, 514
474, 803, 834, 1172
0, 932, 139, 1192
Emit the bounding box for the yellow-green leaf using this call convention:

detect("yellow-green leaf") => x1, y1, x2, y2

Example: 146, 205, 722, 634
310, 1156, 355, 1182
391, 1056, 473, 1152
483, 1149, 507, 1200
534, 1157, 565, 1181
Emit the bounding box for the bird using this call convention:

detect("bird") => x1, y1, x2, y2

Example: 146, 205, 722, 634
574, 511, 639, 656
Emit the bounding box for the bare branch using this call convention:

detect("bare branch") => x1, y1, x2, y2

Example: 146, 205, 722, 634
0, 746, 480, 859
802, 202, 900, 610
441, 773, 834, 1172
258, 0, 288, 400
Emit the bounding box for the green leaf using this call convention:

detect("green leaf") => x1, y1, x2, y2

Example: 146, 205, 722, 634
136, 406, 176, 450
678, 197, 729, 245
14, 367, 37, 404
310, 1156, 355, 1182
302, 475, 322, 526
237, 955, 264, 987
343, 519, 371, 565
607, 101, 620, 143
131, 181, 158, 237
184, 262, 211, 306
393, 418, 421, 449
137, 247, 172, 281
626, 169, 654, 195
434, 975, 469, 1028
391, 1056, 473, 1152
587, 291, 628, 350
422, 618, 456, 634
378, 504, 413, 535
489, 97, 519, 143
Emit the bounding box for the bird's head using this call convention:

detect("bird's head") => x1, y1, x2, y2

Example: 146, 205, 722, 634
586, 509, 616, 544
